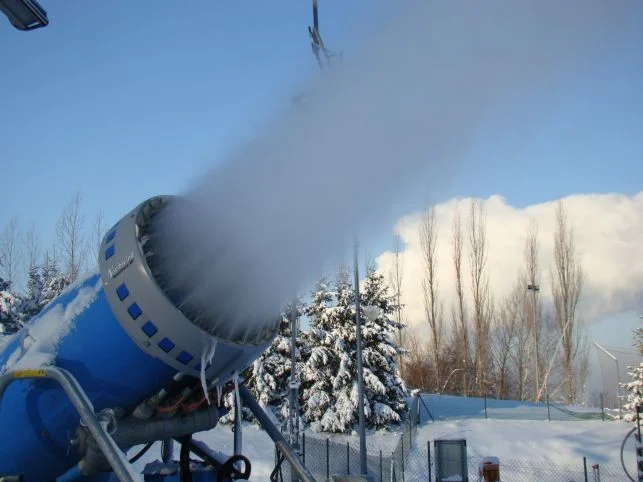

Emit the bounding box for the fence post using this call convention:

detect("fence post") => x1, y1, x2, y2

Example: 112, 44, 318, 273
401, 437, 405, 482
583, 456, 588, 482
427, 441, 431, 481
326, 438, 330, 478
409, 422, 412, 448
484, 392, 488, 420
302, 432, 306, 465
379, 449, 383, 482
546, 393, 551, 422
600, 394, 605, 422
347, 441, 350, 475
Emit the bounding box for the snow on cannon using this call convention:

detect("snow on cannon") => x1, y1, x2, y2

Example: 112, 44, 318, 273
0, 195, 315, 482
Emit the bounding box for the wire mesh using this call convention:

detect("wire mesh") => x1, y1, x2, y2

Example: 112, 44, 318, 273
272, 394, 628, 481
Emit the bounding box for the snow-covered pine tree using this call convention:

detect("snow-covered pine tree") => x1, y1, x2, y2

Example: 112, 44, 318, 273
0, 276, 23, 335
301, 266, 408, 433
301, 277, 338, 431
249, 297, 308, 426
21, 263, 44, 319
39, 254, 70, 309
623, 326, 643, 422
360, 266, 408, 426
323, 266, 361, 433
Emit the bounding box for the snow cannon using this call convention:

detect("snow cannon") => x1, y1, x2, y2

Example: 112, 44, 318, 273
0, 195, 289, 481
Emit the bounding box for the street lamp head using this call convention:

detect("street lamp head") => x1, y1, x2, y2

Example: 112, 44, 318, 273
0, 0, 48, 31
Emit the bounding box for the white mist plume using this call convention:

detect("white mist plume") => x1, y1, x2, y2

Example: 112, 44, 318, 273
153, 1, 630, 340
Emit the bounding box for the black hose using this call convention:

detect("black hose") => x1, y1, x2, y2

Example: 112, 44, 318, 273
180, 435, 193, 482
217, 455, 251, 482
128, 441, 154, 464
620, 426, 637, 482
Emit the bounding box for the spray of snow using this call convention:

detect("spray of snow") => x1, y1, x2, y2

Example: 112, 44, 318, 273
1, 270, 102, 373
152, 1, 631, 335
200, 335, 218, 405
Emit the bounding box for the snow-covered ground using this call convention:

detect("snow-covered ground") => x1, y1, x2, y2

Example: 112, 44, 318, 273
408, 418, 635, 479
128, 403, 638, 481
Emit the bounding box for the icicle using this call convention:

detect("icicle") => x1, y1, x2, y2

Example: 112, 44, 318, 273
217, 385, 222, 406
200, 336, 218, 405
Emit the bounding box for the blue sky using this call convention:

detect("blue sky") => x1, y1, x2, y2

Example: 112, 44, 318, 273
1, 1, 641, 243
1, 2, 642, 349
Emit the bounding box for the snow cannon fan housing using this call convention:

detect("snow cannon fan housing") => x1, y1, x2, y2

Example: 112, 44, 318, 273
100, 195, 279, 383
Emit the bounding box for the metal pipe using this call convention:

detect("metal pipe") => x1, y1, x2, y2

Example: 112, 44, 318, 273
616, 358, 623, 420
239, 385, 316, 482
161, 439, 174, 463
353, 237, 367, 475
55, 465, 82, 482
0, 367, 138, 482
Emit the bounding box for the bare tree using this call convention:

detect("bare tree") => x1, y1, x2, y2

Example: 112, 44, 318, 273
524, 219, 542, 398
469, 199, 493, 396
451, 206, 469, 396
0, 218, 21, 287
56, 192, 86, 282
550, 201, 585, 404
24, 223, 42, 270
511, 279, 533, 400
89, 210, 106, 262
491, 287, 520, 399
420, 206, 443, 390
388, 234, 407, 349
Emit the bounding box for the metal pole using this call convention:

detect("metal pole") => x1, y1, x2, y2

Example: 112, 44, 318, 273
583, 456, 588, 482
289, 301, 300, 455
354, 237, 367, 475
546, 392, 551, 422
529, 285, 541, 397
616, 358, 623, 420
326, 438, 330, 478
427, 441, 431, 481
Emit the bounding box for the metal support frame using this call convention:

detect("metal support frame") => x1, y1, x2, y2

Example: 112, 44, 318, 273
0, 366, 138, 482
353, 238, 367, 475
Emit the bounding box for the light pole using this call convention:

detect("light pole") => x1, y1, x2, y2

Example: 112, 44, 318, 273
527, 283, 541, 398
0, 0, 48, 30
353, 237, 367, 475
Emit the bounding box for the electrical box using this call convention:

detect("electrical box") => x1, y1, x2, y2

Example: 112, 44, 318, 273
478, 457, 500, 482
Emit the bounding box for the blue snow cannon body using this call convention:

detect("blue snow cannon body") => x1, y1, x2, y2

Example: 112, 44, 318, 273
0, 196, 279, 481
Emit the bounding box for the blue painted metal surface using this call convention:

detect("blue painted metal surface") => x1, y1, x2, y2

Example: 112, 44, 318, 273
0, 271, 176, 481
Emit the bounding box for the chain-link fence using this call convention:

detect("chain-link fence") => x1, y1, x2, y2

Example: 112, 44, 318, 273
418, 394, 613, 424
466, 455, 624, 482
272, 393, 627, 481
274, 396, 420, 481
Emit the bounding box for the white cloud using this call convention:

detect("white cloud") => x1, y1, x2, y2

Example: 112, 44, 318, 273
376, 192, 643, 337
